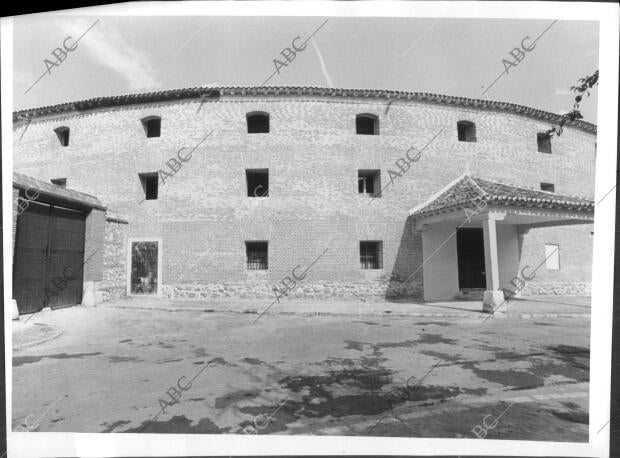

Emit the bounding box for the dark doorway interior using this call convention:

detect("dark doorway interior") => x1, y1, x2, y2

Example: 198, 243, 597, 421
131, 241, 159, 294
456, 228, 486, 289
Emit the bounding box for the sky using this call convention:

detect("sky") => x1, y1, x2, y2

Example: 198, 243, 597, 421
13, 15, 599, 122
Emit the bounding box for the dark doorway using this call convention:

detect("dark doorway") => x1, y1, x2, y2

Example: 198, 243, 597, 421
456, 228, 486, 289
13, 200, 86, 314
131, 241, 159, 294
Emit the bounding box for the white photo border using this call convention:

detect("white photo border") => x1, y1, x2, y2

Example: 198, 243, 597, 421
2, 1, 618, 457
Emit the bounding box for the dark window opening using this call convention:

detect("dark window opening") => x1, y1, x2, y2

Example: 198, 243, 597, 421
540, 182, 555, 193
246, 241, 268, 270
356, 114, 379, 135
141, 116, 161, 138
246, 169, 269, 197
139, 173, 159, 200
358, 170, 381, 197
51, 178, 67, 188
360, 241, 383, 269
54, 127, 70, 146
457, 121, 476, 142
247, 112, 270, 133
537, 133, 552, 153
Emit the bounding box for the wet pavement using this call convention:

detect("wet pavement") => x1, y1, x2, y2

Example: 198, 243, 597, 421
12, 305, 589, 440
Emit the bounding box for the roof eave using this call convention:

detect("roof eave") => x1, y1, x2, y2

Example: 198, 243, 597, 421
12, 86, 597, 134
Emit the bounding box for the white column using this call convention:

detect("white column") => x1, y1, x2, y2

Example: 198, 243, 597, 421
481, 214, 504, 314
482, 216, 500, 291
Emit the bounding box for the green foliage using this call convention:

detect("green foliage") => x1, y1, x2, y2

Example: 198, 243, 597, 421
546, 70, 598, 137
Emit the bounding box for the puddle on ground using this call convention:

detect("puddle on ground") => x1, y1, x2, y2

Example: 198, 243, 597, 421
419, 350, 462, 363
546, 345, 589, 370
242, 357, 268, 366
530, 359, 589, 383
548, 409, 589, 424
101, 419, 131, 432
344, 341, 366, 352
214, 390, 262, 409
274, 368, 488, 428
157, 358, 183, 364
238, 400, 304, 434
561, 401, 581, 410
415, 322, 452, 327
375, 340, 419, 349
123, 415, 229, 434
461, 362, 544, 389
13, 352, 103, 367
417, 334, 458, 345
109, 356, 144, 363
365, 401, 588, 441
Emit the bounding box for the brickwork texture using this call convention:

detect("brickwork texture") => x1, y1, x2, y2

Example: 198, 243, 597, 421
13, 92, 596, 301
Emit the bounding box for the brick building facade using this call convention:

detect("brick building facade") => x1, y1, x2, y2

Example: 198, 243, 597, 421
11, 87, 596, 311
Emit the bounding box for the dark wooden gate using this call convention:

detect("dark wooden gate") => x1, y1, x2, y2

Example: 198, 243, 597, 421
13, 200, 86, 314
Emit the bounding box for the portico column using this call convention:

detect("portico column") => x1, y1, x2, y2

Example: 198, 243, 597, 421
481, 214, 504, 314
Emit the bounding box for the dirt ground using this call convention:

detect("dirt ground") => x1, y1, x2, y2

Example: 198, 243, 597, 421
12, 304, 590, 440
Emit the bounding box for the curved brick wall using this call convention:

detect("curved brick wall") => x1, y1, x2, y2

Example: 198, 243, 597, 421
12, 90, 596, 301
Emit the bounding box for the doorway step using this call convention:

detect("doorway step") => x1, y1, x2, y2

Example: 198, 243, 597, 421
454, 288, 484, 301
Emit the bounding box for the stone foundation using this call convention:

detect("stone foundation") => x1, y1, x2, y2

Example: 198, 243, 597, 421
101, 213, 129, 301
162, 281, 421, 301
520, 281, 591, 296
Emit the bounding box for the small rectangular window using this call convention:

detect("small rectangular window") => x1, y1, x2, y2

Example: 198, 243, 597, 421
51, 178, 67, 188
142, 118, 161, 138
358, 170, 381, 197
247, 113, 270, 133
544, 244, 560, 270
139, 173, 159, 200
246, 169, 269, 197
356, 115, 379, 135
537, 133, 552, 153
246, 241, 268, 270
457, 121, 476, 142
540, 182, 555, 192
360, 241, 383, 269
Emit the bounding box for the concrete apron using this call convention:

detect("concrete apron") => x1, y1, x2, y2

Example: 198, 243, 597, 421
482, 290, 507, 317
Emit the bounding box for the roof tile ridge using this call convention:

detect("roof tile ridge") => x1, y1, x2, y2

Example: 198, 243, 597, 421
464, 174, 490, 200
11, 86, 598, 134
409, 172, 470, 216
474, 176, 594, 202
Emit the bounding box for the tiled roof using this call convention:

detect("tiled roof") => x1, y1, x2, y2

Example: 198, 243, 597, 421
409, 174, 594, 218
13, 172, 105, 210
12, 86, 596, 134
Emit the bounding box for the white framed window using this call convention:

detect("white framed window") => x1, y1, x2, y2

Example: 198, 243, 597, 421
544, 244, 560, 270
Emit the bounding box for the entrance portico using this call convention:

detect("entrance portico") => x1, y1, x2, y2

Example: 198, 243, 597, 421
409, 174, 595, 313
